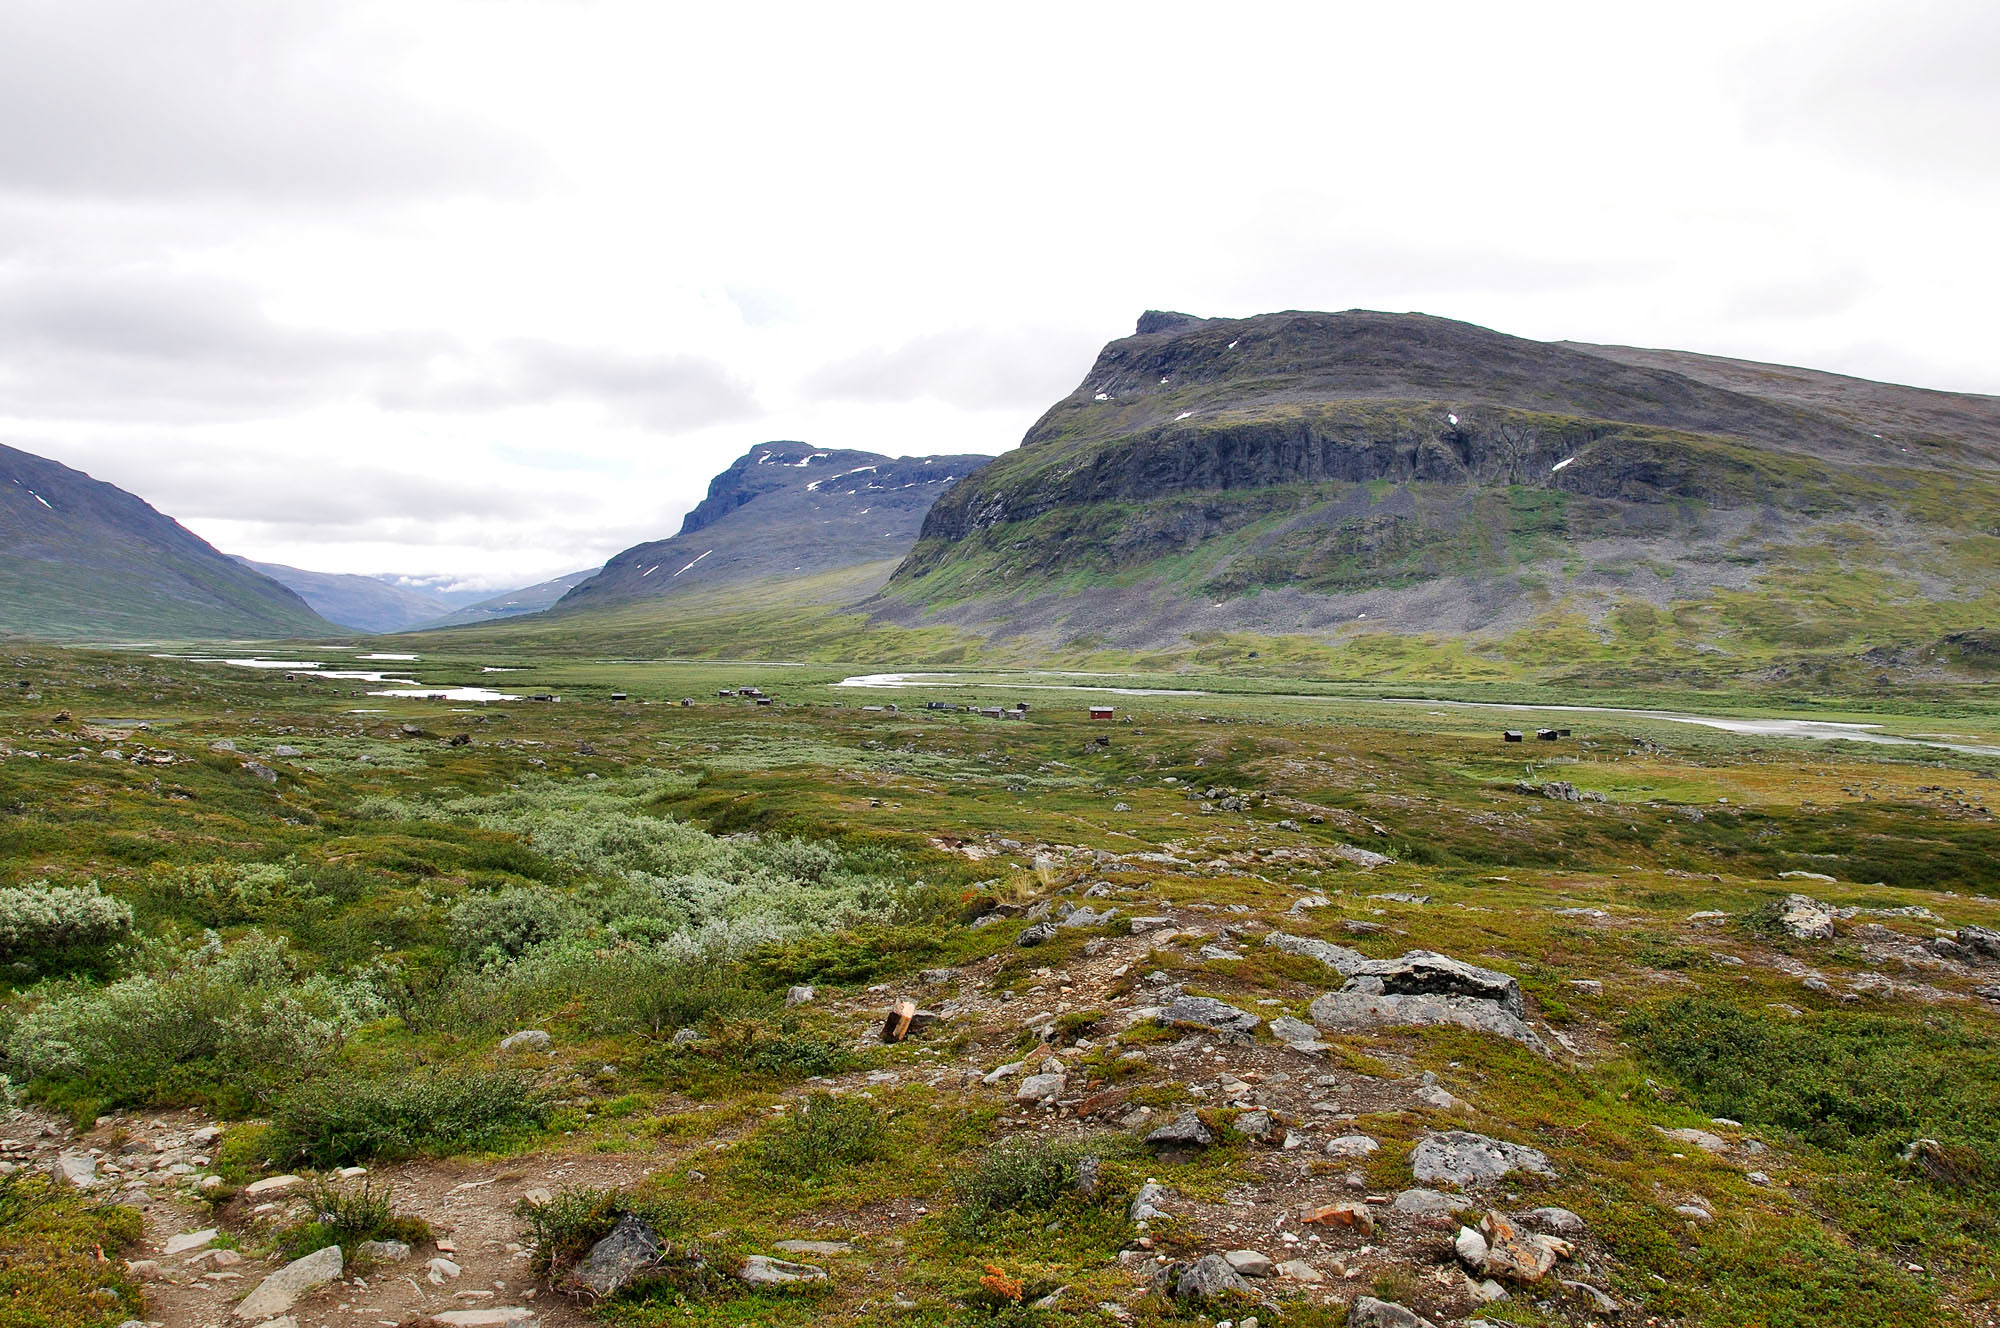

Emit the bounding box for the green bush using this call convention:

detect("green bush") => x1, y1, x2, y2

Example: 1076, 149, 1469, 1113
3, 933, 381, 1114
953, 1136, 1099, 1222
0, 883, 132, 975
448, 886, 582, 966
274, 1178, 430, 1261
738, 1092, 882, 1184
264, 1066, 549, 1168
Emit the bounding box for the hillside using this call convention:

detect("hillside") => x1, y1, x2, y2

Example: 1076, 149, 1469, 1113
555, 441, 990, 611
883, 310, 2000, 672
0, 443, 333, 640
235, 559, 455, 634
419, 568, 597, 628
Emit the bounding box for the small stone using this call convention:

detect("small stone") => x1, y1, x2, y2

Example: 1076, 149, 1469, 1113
1017, 920, 1058, 947
1323, 1134, 1379, 1158
1129, 1182, 1171, 1222
1302, 1201, 1374, 1234
1015, 1072, 1065, 1103
785, 985, 815, 1006
163, 1227, 218, 1256
428, 1256, 464, 1284
125, 1259, 165, 1280
1454, 1226, 1489, 1265
738, 1255, 827, 1285
1221, 1249, 1273, 1277
1348, 1297, 1439, 1328
1166, 1254, 1251, 1302
498, 1030, 551, 1053
234, 1245, 342, 1321
1275, 1258, 1322, 1282
1524, 1206, 1585, 1236
1408, 1131, 1553, 1188
356, 1240, 412, 1263
1144, 1111, 1214, 1150
242, 1174, 305, 1198
774, 1239, 851, 1256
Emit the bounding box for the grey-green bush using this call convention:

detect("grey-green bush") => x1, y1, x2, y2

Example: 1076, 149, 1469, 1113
0, 882, 133, 970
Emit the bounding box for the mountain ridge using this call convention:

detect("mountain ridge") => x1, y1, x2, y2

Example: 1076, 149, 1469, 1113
0, 443, 333, 640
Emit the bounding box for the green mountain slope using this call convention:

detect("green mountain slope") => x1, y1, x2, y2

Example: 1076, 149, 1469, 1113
881, 310, 2000, 675
0, 444, 333, 641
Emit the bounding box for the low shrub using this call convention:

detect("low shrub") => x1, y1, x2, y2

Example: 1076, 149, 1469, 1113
448, 886, 583, 966
954, 1136, 1098, 1218
274, 1178, 430, 1261
737, 1091, 882, 1185
264, 1066, 549, 1168
0, 882, 132, 976
514, 1184, 689, 1279
0, 1172, 144, 1328
3, 933, 381, 1115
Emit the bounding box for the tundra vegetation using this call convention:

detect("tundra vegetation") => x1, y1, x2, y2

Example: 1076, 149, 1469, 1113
2, 639, 1998, 1327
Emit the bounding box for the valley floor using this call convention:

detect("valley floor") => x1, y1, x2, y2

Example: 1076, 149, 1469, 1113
4, 642, 2000, 1328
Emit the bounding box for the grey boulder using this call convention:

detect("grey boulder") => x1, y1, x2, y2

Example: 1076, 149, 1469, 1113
1145, 1111, 1215, 1150
570, 1213, 663, 1299
1160, 1254, 1252, 1302
1348, 1296, 1439, 1328
1409, 1131, 1554, 1188
1309, 989, 1545, 1053
234, 1245, 342, 1321
1162, 994, 1261, 1036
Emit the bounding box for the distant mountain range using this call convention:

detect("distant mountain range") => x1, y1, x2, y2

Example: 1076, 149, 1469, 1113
552, 442, 991, 612
0, 443, 332, 640
238, 560, 597, 633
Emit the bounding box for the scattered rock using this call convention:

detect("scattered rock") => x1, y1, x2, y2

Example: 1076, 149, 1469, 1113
774, 1240, 851, 1256
242, 1174, 305, 1198
1268, 1014, 1329, 1053
356, 1239, 412, 1262
1409, 1131, 1554, 1188
428, 1257, 463, 1283
1275, 1258, 1322, 1282
785, 985, 816, 1006
1162, 994, 1261, 1037
1145, 1111, 1215, 1150
1234, 1109, 1274, 1140
1017, 920, 1058, 947
1777, 894, 1838, 941
1523, 1207, 1585, 1237
234, 1245, 342, 1321
738, 1255, 827, 1285
1563, 1280, 1620, 1313
1660, 1126, 1729, 1154
498, 1030, 551, 1053
1129, 1182, 1171, 1223
1473, 1210, 1564, 1283
1392, 1188, 1459, 1224
1222, 1249, 1274, 1277
1162, 1254, 1252, 1302
163, 1227, 218, 1256
1016, 1072, 1066, 1103
570, 1213, 664, 1300
1323, 1134, 1380, 1159
1348, 1296, 1439, 1328
1264, 931, 1368, 974
427, 1310, 536, 1327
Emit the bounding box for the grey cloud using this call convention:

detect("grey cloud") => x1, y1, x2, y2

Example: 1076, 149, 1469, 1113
386, 340, 761, 430
802, 326, 1100, 411
0, 1, 538, 203
0, 269, 753, 430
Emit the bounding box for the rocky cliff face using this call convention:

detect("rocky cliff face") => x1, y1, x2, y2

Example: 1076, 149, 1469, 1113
557, 442, 991, 610
884, 310, 2000, 653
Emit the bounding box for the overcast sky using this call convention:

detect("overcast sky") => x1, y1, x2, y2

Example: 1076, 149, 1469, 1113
4, 0, 1997, 590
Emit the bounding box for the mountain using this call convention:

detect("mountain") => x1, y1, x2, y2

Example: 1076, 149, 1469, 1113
0, 443, 333, 640
555, 442, 991, 611
234, 559, 455, 634
882, 309, 2000, 667
420, 568, 598, 627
